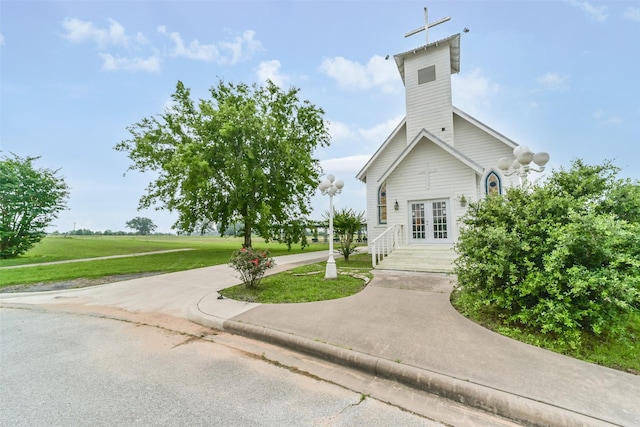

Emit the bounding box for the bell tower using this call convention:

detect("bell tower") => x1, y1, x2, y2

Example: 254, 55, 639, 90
394, 7, 460, 146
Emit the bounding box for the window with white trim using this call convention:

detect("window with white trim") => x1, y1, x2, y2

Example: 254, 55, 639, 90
378, 183, 387, 224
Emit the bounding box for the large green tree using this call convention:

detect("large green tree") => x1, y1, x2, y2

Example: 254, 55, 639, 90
125, 216, 157, 235
116, 80, 330, 248
453, 160, 640, 348
0, 154, 69, 258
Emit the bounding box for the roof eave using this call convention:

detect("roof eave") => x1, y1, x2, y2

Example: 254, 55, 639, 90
394, 33, 461, 84
378, 128, 483, 184
356, 117, 406, 182
453, 107, 519, 149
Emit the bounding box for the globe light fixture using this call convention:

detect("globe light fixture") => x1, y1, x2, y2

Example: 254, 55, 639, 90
318, 174, 344, 279
498, 146, 550, 182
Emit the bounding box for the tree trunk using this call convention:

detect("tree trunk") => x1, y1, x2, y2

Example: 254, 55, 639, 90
243, 217, 252, 248
343, 233, 352, 261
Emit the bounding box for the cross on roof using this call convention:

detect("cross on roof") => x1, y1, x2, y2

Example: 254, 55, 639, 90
404, 7, 451, 45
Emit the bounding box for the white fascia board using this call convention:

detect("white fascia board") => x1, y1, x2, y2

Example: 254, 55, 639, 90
355, 117, 406, 182
453, 107, 519, 149
378, 128, 483, 183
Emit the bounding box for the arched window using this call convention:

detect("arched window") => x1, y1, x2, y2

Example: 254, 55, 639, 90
378, 183, 387, 224
484, 170, 502, 196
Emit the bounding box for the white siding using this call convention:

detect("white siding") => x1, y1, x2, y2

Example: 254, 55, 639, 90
385, 139, 477, 243
362, 40, 524, 250
363, 124, 408, 244
453, 114, 521, 194
404, 45, 454, 146
453, 114, 514, 168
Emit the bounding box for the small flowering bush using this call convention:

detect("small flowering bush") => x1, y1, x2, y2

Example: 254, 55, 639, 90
229, 247, 275, 289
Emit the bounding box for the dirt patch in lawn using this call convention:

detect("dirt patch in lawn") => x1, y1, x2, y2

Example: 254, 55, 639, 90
0, 273, 162, 293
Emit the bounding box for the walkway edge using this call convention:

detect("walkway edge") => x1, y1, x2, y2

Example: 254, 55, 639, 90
213, 319, 616, 427
187, 300, 226, 330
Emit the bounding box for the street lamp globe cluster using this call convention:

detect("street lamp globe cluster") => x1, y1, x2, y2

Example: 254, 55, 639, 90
318, 174, 344, 279
497, 146, 550, 182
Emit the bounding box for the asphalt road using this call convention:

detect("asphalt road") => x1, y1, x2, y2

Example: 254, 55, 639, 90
0, 307, 441, 427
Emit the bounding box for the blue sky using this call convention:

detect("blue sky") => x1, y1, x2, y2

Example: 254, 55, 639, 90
2, 1, 639, 233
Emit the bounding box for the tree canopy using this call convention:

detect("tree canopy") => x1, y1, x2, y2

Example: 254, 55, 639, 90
0, 154, 69, 258
453, 160, 640, 348
116, 79, 330, 248
125, 217, 157, 235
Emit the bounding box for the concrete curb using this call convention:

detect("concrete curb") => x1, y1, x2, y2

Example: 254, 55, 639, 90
218, 319, 616, 427
187, 301, 226, 331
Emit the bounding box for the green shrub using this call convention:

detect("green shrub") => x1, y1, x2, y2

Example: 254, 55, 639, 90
323, 208, 365, 261
454, 160, 640, 348
229, 247, 275, 289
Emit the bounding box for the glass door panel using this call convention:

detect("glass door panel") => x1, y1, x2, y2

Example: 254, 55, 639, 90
410, 202, 426, 241
409, 199, 450, 243
430, 200, 448, 240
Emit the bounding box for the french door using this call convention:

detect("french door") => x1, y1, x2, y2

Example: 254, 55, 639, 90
410, 199, 450, 243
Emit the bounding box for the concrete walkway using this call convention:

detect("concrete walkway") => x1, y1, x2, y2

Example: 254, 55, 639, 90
1, 252, 638, 426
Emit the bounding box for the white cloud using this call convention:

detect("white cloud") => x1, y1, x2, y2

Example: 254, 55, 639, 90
62, 19, 261, 72
566, 0, 609, 22
256, 60, 289, 87
158, 26, 262, 64
62, 17, 145, 48
219, 30, 262, 64
624, 7, 640, 22
157, 25, 219, 61
328, 115, 403, 149
99, 53, 160, 73
320, 155, 371, 174
0, 33, 4, 46
592, 109, 622, 125
319, 55, 399, 93
536, 72, 570, 92
327, 120, 356, 142
358, 115, 404, 145
452, 68, 501, 113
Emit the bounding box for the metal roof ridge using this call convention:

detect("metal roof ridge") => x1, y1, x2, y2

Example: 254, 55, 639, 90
393, 33, 461, 59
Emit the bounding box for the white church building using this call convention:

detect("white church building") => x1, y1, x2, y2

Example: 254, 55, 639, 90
357, 9, 547, 272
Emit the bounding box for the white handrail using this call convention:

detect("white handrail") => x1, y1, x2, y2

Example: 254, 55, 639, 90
370, 224, 404, 268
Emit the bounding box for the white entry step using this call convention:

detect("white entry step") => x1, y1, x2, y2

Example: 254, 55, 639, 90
375, 245, 456, 273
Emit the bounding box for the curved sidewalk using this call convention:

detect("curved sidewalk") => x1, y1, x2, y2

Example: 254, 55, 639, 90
191, 269, 640, 427
2, 252, 639, 426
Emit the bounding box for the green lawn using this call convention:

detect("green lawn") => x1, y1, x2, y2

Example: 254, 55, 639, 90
451, 291, 640, 375
0, 235, 328, 287
0, 235, 237, 267
219, 254, 373, 303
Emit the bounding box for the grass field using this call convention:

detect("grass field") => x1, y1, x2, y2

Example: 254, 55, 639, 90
0, 235, 329, 287
0, 235, 245, 267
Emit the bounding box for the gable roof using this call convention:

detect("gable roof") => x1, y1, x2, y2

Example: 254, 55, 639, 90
453, 107, 519, 149
394, 33, 461, 85
356, 108, 520, 183
377, 128, 484, 184
355, 117, 406, 183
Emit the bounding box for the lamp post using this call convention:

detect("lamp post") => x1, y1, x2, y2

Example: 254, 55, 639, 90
497, 146, 550, 183
318, 174, 344, 279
